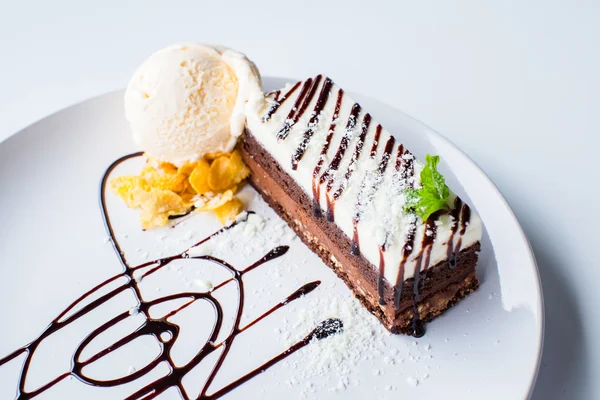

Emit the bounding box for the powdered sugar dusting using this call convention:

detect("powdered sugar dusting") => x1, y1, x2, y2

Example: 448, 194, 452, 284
274, 287, 437, 397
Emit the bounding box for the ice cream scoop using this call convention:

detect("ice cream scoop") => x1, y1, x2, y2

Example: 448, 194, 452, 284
125, 43, 261, 166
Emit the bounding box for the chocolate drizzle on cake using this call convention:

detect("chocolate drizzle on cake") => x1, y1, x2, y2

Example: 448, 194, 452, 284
319, 103, 362, 222
276, 75, 322, 141
394, 144, 405, 171
408, 215, 439, 338
447, 197, 463, 269
446, 198, 472, 269
349, 122, 381, 256
460, 202, 471, 234
332, 113, 371, 202
262, 81, 301, 123
387, 148, 418, 326
370, 124, 383, 157
0, 153, 343, 399
351, 129, 393, 257
312, 89, 344, 218
393, 219, 417, 309
291, 77, 333, 170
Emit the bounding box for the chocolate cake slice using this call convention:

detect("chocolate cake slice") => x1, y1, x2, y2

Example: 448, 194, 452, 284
243, 75, 482, 336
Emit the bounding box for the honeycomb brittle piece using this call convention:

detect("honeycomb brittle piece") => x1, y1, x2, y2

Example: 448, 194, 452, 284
178, 162, 197, 176
214, 198, 244, 225
141, 163, 186, 193
208, 155, 235, 192
195, 190, 234, 211
189, 158, 211, 194
137, 188, 189, 229
229, 150, 250, 183
110, 175, 148, 208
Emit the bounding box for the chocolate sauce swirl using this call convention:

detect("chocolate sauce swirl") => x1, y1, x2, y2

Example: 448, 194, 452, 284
0, 153, 343, 399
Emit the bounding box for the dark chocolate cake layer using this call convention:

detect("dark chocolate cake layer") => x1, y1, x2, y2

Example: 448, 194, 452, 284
241, 130, 480, 333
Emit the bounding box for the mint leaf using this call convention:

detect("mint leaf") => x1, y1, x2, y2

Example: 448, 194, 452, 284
414, 190, 449, 220
404, 188, 420, 209
420, 155, 449, 200
403, 154, 450, 221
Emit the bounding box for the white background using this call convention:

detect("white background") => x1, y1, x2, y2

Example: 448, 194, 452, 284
0, 1, 597, 398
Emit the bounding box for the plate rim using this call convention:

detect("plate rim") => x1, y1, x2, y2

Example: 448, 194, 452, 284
0, 76, 544, 398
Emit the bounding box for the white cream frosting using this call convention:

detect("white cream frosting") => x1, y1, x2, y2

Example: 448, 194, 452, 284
246, 76, 482, 284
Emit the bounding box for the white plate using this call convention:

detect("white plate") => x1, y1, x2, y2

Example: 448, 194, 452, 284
0, 77, 543, 400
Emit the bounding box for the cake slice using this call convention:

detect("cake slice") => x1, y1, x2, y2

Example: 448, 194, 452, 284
242, 76, 482, 336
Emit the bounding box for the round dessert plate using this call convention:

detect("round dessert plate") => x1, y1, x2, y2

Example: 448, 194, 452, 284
0, 77, 543, 399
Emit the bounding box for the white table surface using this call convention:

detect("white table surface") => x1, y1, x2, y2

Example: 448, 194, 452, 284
1, 1, 598, 398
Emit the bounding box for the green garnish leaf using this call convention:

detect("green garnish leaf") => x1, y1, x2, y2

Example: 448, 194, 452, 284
403, 154, 450, 220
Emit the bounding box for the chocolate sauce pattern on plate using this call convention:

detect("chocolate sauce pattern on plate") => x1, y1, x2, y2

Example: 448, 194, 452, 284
0, 152, 342, 399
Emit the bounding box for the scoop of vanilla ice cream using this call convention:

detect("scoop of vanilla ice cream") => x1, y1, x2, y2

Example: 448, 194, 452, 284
125, 43, 261, 166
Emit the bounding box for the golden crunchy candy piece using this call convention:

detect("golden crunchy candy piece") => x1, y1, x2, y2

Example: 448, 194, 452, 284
214, 198, 243, 224
138, 188, 189, 229
207, 151, 250, 192
195, 190, 234, 211
148, 188, 186, 212
205, 151, 228, 161
229, 150, 251, 183
110, 151, 250, 229
208, 155, 235, 192
110, 176, 147, 208
184, 182, 198, 195
140, 163, 187, 193
159, 161, 178, 175
189, 158, 211, 194
180, 191, 197, 206
178, 162, 197, 176
140, 209, 169, 230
